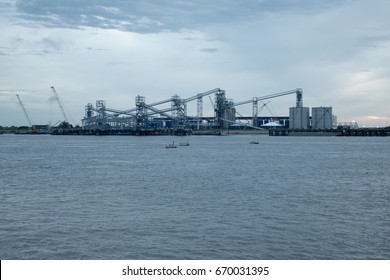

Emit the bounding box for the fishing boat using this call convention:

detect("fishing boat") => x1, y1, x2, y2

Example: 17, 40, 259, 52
250, 141, 259, 144
166, 141, 177, 148
179, 140, 190, 146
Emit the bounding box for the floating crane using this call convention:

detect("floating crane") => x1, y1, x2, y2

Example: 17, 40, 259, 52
16, 94, 33, 127
51, 86, 71, 127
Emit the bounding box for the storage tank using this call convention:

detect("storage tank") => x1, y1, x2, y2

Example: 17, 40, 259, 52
289, 107, 310, 129
312, 107, 333, 129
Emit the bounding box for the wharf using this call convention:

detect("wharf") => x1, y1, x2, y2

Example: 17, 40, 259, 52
50, 128, 268, 136
193, 129, 268, 135
51, 128, 190, 136
269, 128, 390, 137
24, 127, 390, 137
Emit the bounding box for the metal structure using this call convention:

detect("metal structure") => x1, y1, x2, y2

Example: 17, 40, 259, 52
16, 94, 33, 127
213, 88, 303, 129
231, 88, 303, 114
81, 88, 303, 132
82, 88, 224, 131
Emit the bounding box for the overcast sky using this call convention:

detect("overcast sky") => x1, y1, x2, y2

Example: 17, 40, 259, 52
1, 0, 389, 127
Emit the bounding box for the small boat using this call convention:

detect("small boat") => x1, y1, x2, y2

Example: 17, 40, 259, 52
166, 141, 177, 148
179, 140, 190, 146
250, 141, 259, 144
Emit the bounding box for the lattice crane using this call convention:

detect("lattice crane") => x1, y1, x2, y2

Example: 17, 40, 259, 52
16, 94, 33, 127
51, 86, 71, 126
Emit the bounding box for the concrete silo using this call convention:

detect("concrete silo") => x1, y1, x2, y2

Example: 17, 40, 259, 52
289, 107, 310, 129
311, 107, 333, 129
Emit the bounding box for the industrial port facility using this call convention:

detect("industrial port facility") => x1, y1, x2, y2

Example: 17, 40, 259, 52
9, 87, 389, 136
79, 88, 307, 135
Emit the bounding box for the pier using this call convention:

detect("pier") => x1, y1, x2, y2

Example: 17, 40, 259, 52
269, 128, 390, 137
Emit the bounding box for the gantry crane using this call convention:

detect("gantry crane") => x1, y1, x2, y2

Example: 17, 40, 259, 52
16, 94, 33, 127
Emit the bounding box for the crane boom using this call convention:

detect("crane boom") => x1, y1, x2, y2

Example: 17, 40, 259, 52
51, 86, 70, 124
16, 94, 33, 127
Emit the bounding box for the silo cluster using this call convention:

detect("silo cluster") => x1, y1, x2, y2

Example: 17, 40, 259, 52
289, 106, 336, 129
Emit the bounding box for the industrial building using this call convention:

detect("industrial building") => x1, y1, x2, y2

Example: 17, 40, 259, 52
289, 107, 310, 129
311, 107, 336, 129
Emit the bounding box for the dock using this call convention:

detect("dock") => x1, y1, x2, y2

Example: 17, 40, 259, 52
269, 128, 390, 137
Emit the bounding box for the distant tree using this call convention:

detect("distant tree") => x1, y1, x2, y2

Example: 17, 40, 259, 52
57, 121, 73, 129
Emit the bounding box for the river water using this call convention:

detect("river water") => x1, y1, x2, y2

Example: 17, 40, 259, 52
0, 134, 389, 259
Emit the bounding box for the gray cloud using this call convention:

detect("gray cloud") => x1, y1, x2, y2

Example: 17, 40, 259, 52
200, 48, 218, 53
0, 46, 12, 55
358, 34, 390, 48
13, 0, 347, 33
86, 47, 110, 51
6, 35, 68, 56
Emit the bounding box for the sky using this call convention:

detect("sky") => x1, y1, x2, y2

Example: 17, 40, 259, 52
0, 0, 389, 127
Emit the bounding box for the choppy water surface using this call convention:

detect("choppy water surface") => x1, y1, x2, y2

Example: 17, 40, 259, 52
0, 134, 389, 259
